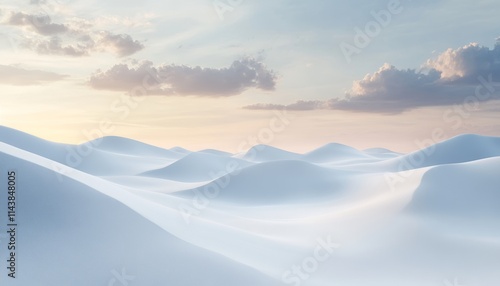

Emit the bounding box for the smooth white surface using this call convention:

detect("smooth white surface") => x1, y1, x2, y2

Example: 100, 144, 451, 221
0, 127, 499, 286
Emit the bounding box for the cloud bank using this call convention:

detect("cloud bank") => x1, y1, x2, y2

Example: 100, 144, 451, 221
245, 42, 500, 113
0, 65, 67, 85
89, 58, 277, 97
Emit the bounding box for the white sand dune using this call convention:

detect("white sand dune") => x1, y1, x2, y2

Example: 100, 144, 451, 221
303, 143, 373, 163
237, 144, 302, 162
0, 126, 499, 286
89, 136, 186, 159
142, 152, 253, 182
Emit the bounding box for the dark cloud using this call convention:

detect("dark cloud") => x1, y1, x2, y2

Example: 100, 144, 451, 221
330, 64, 447, 112
247, 42, 500, 113
89, 58, 277, 97
3, 11, 144, 57
0, 65, 67, 85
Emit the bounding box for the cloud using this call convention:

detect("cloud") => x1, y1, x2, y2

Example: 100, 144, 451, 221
25, 36, 92, 56
7, 12, 68, 36
98, 32, 144, 57
89, 61, 160, 92
247, 41, 500, 113
3, 11, 144, 57
424, 42, 500, 83
89, 58, 277, 97
330, 64, 447, 112
244, 100, 325, 111
0, 65, 67, 85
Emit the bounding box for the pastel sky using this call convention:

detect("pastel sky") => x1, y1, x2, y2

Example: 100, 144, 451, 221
1, 0, 500, 153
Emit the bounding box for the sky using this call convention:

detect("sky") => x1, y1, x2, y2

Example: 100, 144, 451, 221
1, 0, 500, 153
